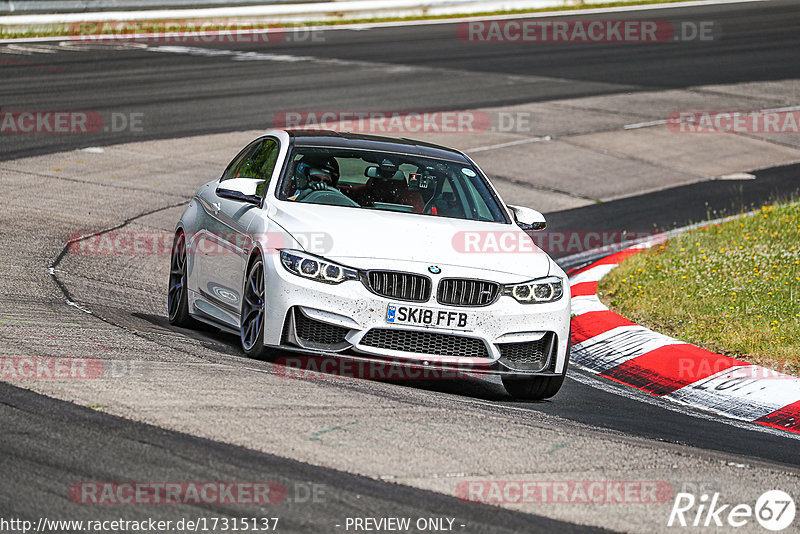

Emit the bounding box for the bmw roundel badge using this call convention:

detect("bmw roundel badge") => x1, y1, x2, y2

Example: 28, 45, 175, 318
428, 265, 441, 274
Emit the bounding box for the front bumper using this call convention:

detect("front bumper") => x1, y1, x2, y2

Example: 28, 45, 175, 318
262, 254, 571, 376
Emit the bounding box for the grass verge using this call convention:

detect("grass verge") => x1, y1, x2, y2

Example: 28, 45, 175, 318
1, 0, 707, 40
598, 202, 800, 376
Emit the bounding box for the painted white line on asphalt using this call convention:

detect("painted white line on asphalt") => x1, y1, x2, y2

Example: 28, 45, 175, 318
65, 299, 93, 314
466, 136, 550, 153
623, 119, 668, 130
59, 40, 148, 51
761, 104, 800, 113
715, 172, 756, 180
623, 103, 800, 131
2, 43, 60, 53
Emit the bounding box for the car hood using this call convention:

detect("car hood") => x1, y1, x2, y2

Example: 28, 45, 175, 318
269, 202, 551, 279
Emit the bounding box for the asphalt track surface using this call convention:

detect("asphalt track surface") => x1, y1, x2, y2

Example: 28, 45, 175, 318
1, 0, 799, 160
2, 1, 800, 531
0, 381, 601, 533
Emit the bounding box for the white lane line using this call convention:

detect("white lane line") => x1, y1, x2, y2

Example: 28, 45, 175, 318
1, 43, 60, 54
146, 45, 316, 63
0, 0, 768, 33
59, 41, 148, 51
761, 104, 800, 113
624, 104, 800, 130
623, 119, 667, 130
715, 172, 756, 180
141, 44, 578, 86
466, 136, 551, 153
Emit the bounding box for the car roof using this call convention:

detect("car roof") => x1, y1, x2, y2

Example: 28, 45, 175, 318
283, 129, 471, 163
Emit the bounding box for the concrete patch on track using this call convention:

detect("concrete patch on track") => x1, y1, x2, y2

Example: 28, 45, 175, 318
568, 126, 800, 180
569, 243, 800, 435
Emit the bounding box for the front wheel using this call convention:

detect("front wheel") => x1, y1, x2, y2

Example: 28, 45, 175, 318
240, 256, 266, 358
168, 232, 194, 327
501, 339, 570, 400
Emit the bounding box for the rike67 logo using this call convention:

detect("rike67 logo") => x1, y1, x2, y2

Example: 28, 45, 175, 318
668, 490, 795, 531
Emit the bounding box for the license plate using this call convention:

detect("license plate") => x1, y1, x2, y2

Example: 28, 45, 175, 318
385, 304, 474, 331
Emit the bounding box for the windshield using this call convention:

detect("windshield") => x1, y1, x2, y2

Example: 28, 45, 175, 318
276, 146, 509, 223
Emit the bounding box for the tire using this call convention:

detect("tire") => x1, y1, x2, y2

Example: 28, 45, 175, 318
168, 231, 194, 327
240, 255, 266, 358
501, 337, 571, 400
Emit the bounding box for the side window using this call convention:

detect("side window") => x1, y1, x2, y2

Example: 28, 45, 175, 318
221, 140, 260, 182
221, 139, 280, 196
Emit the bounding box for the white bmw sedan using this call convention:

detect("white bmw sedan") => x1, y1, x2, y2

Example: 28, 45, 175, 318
169, 130, 571, 399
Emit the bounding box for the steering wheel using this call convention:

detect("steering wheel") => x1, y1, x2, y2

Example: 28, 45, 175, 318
298, 188, 359, 207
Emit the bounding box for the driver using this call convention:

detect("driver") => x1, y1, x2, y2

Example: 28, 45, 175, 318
288, 155, 340, 201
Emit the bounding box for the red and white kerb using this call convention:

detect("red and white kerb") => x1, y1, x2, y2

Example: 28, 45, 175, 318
568, 241, 800, 434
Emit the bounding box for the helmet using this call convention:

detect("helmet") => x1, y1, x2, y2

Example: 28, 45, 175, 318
377, 158, 400, 180
295, 155, 340, 189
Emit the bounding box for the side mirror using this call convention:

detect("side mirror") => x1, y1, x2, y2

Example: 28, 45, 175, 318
216, 178, 262, 205
508, 205, 546, 231
364, 166, 379, 178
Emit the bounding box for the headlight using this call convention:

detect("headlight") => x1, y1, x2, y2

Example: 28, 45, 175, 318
279, 250, 359, 284
502, 276, 563, 303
